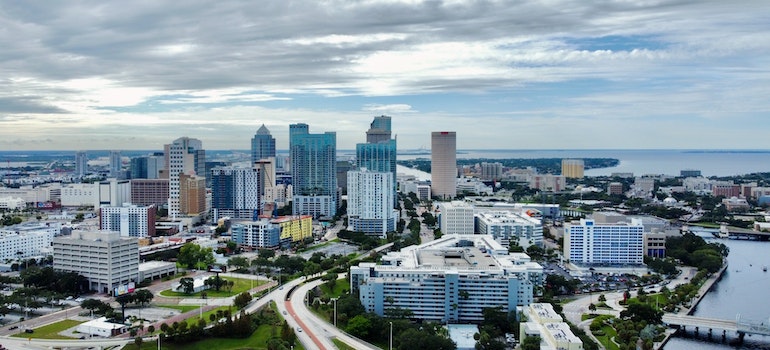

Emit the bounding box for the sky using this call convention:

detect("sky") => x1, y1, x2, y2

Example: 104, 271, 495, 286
1, 0, 769, 151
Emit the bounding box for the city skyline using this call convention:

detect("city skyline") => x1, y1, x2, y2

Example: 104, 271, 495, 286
1, 1, 769, 150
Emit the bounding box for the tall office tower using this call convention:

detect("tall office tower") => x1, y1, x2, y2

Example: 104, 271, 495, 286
357, 115, 397, 198
179, 174, 206, 216
254, 158, 276, 203
109, 150, 122, 178
431, 131, 457, 200
166, 137, 205, 218
290, 123, 337, 217
75, 151, 88, 177
561, 159, 584, 179
366, 115, 392, 143
251, 124, 276, 165
130, 154, 164, 179
347, 169, 397, 238
210, 166, 262, 221
99, 203, 157, 237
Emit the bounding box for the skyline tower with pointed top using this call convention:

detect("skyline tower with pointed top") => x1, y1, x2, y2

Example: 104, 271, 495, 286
251, 124, 276, 164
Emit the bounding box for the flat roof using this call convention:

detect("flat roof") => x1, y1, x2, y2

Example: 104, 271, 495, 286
417, 246, 498, 269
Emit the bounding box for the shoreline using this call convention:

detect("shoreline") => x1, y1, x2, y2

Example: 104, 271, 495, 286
655, 264, 728, 350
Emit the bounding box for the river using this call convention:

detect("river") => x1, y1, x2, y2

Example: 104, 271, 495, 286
664, 233, 770, 349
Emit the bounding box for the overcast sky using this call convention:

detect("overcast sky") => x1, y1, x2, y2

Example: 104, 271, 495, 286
1, 0, 769, 151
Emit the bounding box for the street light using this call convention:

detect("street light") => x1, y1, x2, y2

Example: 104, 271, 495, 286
389, 321, 393, 350
331, 297, 338, 327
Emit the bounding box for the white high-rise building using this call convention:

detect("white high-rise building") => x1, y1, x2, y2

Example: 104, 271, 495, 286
438, 201, 474, 235
431, 131, 457, 199
475, 211, 543, 249
564, 218, 645, 265
347, 169, 398, 238
53, 230, 139, 294
351, 234, 543, 323
99, 204, 156, 237
166, 137, 205, 218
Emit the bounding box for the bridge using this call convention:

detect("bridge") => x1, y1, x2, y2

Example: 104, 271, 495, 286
662, 313, 770, 340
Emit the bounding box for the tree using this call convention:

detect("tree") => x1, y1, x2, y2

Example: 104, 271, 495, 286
588, 303, 597, 312
258, 249, 275, 259
521, 335, 541, 350
134, 289, 154, 307
345, 314, 372, 338
147, 325, 155, 334
134, 336, 143, 349
178, 277, 195, 294
620, 302, 663, 324
233, 292, 253, 309
115, 293, 135, 321
228, 256, 249, 270
177, 243, 215, 269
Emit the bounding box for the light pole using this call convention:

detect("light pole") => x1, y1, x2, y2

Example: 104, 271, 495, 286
389, 321, 393, 350
331, 297, 338, 327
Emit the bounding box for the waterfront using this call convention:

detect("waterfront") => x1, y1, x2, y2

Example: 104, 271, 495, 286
664, 234, 770, 349
397, 149, 770, 177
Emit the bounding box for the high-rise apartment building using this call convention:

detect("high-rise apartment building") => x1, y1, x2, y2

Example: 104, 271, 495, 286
561, 159, 584, 179
438, 201, 475, 234
251, 124, 276, 164
53, 230, 139, 294
109, 150, 122, 178
357, 116, 397, 198
564, 218, 644, 265
211, 166, 262, 221
480, 162, 503, 181
290, 123, 337, 217
166, 137, 205, 218
75, 151, 88, 177
347, 169, 397, 238
130, 153, 164, 179
431, 131, 457, 199
179, 174, 206, 216
99, 204, 157, 237
130, 179, 169, 207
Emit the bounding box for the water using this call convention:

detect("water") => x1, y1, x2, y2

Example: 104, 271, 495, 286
397, 149, 770, 177
664, 235, 770, 349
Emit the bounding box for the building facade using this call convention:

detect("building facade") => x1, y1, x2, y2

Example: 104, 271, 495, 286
75, 151, 88, 177
290, 123, 337, 217
438, 201, 475, 235
561, 159, 584, 179
475, 211, 543, 249
130, 179, 169, 207
251, 124, 276, 165
564, 218, 645, 265
347, 169, 398, 238
350, 234, 542, 323
431, 131, 457, 200
53, 230, 139, 294
109, 150, 122, 178
179, 174, 206, 216
211, 166, 262, 221
231, 219, 281, 249
99, 204, 157, 237
272, 215, 313, 243
480, 162, 503, 181
130, 154, 164, 179
167, 137, 205, 218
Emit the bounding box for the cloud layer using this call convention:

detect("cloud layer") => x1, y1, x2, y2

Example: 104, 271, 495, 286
1, 0, 769, 150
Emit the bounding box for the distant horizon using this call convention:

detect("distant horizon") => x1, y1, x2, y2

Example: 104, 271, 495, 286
3, 148, 770, 153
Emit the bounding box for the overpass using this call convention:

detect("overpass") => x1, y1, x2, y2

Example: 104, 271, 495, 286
662, 313, 770, 341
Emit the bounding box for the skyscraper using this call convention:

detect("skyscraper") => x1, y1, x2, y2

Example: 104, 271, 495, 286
290, 123, 337, 217
431, 131, 457, 200
347, 169, 397, 238
357, 116, 397, 188
166, 137, 205, 218
130, 153, 164, 179
561, 159, 584, 179
251, 124, 276, 164
109, 150, 122, 178
210, 166, 262, 221
75, 151, 88, 177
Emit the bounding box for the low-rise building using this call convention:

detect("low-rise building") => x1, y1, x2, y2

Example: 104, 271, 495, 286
520, 303, 583, 350
475, 211, 542, 249
438, 201, 475, 235
231, 219, 281, 249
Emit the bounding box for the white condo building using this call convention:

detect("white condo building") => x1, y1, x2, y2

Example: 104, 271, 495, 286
350, 234, 543, 323
0, 222, 60, 261
439, 201, 475, 235
475, 211, 543, 249
347, 169, 398, 238
564, 218, 645, 265
520, 303, 583, 350
60, 179, 130, 208
167, 137, 205, 219
231, 220, 281, 249
99, 204, 156, 237
53, 230, 139, 294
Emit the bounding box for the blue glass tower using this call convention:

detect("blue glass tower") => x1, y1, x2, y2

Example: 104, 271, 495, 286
357, 116, 397, 197
290, 123, 337, 217
251, 124, 276, 164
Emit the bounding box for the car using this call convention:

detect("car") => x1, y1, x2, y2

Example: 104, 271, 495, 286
25, 329, 33, 334
282, 311, 287, 315
297, 328, 302, 332
8, 326, 18, 330
75, 297, 85, 303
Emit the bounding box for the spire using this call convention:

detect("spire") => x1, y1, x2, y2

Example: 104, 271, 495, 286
256, 124, 271, 135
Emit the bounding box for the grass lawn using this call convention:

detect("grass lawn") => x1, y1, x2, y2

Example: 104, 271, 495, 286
318, 278, 350, 297
582, 314, 600, 321
160, 277, 266, 298
593, 325, 620, 350
11, 319, 84, 339
154, 304, 201, 313
333, 338, 357, 350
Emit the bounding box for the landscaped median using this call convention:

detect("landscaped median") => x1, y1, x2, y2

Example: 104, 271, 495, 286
159, 277, 266, 298
10, 319, 84, 339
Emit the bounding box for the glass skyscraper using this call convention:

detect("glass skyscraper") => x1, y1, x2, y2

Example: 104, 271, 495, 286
290, 123, 337, 217
356, 115, 397, 197
251, 124, 276, 164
